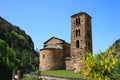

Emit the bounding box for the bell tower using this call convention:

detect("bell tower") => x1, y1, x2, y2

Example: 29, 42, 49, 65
70, 12, 92, 73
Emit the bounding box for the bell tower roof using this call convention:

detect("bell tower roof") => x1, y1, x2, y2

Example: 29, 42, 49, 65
71, 11, 92, 19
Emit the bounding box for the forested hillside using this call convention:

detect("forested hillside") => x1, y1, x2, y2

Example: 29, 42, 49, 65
0, 17, 39, 80
110, 39, 120, 58
109, 39, 120, 79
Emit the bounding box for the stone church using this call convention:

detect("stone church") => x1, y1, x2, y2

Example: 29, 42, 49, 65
39, 12, 92, 73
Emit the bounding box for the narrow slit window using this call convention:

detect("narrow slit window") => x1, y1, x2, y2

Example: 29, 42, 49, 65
78, 18, 80, 24
76, 29, 78, 36
78, 29, 80, 36
76, 18, 78, 25
76, 29, 80, 36
87, 30, 90, 38
43, 54, 45, 59
76, 40, 80, 48
76, 18, 80, 25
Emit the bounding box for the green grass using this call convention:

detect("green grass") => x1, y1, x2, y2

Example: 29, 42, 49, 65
40, 70, 84, 78
20, 75, 39, 80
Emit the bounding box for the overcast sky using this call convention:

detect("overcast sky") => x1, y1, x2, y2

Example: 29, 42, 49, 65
0, 0, 120, 53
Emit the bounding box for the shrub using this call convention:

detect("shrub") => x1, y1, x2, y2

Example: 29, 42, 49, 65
80, 49, 117, 80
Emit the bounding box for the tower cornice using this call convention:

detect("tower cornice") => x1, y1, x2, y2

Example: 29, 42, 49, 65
71, 11, 92, 19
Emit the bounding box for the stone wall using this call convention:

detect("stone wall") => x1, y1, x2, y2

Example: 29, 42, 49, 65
65, 58, 71, 70
40, 48, 64, 70
70, 12, 92, 73
64, 42, 70, 57
44, 37, 64, 49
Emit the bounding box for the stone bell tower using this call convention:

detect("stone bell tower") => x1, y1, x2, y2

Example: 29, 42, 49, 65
70, 12, 92, 73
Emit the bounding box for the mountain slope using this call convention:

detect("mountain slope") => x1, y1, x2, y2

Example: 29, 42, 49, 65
110, 39, 120, 58
0, 16, 39, 79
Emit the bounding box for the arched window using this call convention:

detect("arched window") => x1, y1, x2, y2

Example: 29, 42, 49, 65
87, 30, 90, 38
43, 54, 45, 59
76, 18, 78, 25
76, 29, 78, 36
76, 17, 80, 25
78, 29, 80, 36
76, 40, 80, 48
76, 29, 80, 37
78, 18, 80, 24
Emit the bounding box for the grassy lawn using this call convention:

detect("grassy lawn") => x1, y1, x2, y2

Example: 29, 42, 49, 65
40, 70, 84, 78
20, 76, 39, 80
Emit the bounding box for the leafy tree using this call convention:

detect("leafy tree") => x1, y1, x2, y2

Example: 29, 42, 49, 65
80, 49, 117, 80
0, 16, 39, 79
108, 39, 120, 79
110, 39, 120, 58
0, 39, 8, 63
0, 16, 39, 73
0, 39, 20, 80
110, 59, 120, 80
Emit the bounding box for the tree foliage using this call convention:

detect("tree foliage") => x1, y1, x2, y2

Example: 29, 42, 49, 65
0, 39, 20, 80
80, 49, 117, 80
110, 39, 120, 58
108, 39, 120, 79
0, 16, 39, 79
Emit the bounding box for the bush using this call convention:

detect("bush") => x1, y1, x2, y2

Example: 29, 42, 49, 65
111, 74, 120, 80
80, 49, 117, 80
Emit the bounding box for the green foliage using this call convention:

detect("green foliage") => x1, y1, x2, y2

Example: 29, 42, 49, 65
111, 74, 120, 80
109, 39, 120, 79
0, 39, 20, 79
112, 59, 120, 74
20, 75, 39, 80
0, 17, 39, 79
110, 39, 120, 58
0, 39, 8, 63
11, 31, 25, 40
110, 59, 120, 80
80, 49, 117, 80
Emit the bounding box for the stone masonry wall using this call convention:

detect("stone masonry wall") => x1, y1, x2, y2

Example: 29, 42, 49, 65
70, 12, 92, 73
44, 37, 64, 49
40, 48, 64, 70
